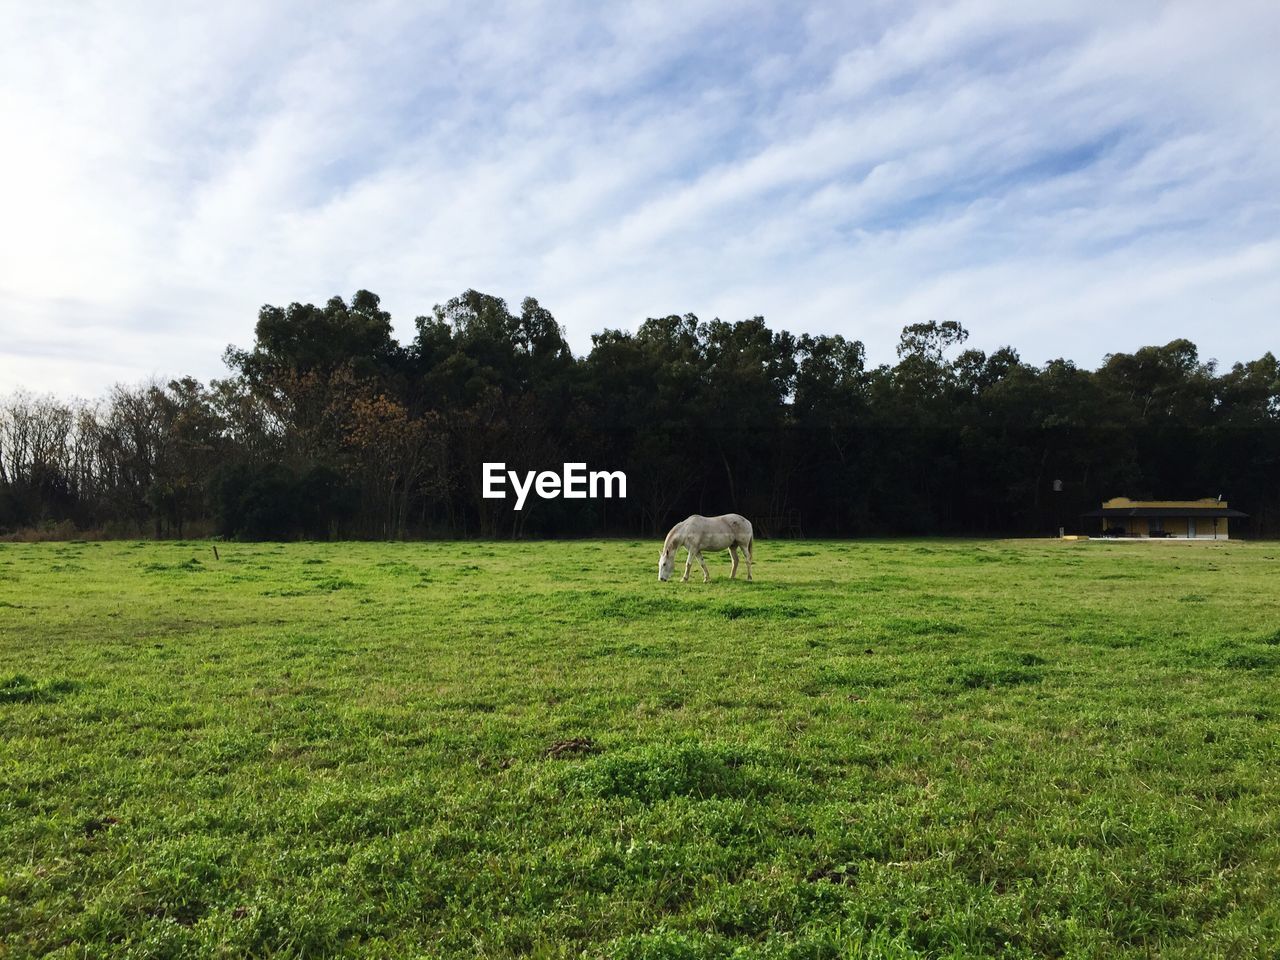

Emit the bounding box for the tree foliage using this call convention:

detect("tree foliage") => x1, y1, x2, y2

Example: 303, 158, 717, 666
3, 290, 1277, 539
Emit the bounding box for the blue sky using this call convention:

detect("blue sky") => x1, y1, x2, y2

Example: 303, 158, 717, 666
2, 1, 1278, 394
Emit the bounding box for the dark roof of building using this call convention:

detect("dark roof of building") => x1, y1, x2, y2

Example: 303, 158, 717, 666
1081, 507, 1248, 519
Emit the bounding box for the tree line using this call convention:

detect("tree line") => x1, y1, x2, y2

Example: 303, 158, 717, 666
3, 289, 1277, 539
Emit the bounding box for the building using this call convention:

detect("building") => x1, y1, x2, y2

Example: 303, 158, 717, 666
1082, 497, 1248, 539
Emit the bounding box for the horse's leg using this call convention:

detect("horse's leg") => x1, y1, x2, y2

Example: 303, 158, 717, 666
729, 545, 739, 579
696, 550, 711, 583
682, 547, 692, 582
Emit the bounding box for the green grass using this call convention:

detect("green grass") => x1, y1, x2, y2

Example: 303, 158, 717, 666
2, 538, 1279, 958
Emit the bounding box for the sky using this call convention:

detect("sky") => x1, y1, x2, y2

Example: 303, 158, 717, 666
2, 0, 1278, 396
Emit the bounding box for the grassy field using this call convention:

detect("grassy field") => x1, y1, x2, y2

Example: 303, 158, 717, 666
2, 538, 1279, 959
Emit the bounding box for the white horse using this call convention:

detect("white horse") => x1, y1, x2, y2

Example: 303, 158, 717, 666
658, 514, 754, 582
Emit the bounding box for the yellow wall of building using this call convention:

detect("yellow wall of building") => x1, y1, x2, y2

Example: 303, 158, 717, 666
1098, 498, 1231, 538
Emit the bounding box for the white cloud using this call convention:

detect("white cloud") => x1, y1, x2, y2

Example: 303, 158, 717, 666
0, 0, 1277, 396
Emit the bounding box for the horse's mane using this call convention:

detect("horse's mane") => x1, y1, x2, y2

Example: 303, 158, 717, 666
661, 521, 684, 555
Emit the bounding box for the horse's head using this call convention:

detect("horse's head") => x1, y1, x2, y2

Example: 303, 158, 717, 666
658, 546, 675, 582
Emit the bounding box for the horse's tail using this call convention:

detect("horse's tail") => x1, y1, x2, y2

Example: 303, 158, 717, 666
747, 534, 753, 559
